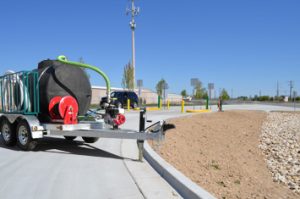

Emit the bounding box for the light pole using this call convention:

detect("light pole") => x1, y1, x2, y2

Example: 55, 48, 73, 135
127, 0, 140, 89
288, 80, 294, 100
137, 79, 143, 97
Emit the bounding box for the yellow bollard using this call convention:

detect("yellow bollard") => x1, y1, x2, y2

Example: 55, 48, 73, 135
127, 99, 130, 111
181, 100, 185, 113
167, 100, 170, 110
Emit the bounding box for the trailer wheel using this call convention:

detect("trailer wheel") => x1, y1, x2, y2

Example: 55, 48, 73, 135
64, 136, 76, 141
0, 119, 16, 146
82, 137, 99, 143
16, 120, 37, 151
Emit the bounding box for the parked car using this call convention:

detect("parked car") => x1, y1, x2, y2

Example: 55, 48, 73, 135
100, 91, 139, 109
183, 96, 192, 102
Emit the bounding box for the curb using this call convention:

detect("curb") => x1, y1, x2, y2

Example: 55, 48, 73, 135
125, 107, 161, 111
186, 109, 212, 113
144, 142, 216, 199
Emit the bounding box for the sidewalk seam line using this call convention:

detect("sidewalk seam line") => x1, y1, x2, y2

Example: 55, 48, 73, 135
120, 139, 147, 199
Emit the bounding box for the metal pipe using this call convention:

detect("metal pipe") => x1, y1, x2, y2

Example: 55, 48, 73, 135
132, 26, 135, 89
131, 0, 136, 89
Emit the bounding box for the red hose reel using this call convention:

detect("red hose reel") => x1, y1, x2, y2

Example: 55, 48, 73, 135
49, 96, 79, 124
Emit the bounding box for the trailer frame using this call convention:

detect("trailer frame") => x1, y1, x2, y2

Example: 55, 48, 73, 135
0, 109, 169, 161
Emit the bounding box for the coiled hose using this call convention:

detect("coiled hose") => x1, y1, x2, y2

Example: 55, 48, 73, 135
1, 71, 31, 112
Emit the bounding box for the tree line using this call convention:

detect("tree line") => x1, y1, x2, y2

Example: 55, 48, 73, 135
237, 95, 300, 102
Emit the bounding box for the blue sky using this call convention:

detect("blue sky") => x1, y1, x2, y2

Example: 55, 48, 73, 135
0, 0, 299, 97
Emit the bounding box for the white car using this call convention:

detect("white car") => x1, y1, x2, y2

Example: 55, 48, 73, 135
183, 96, 192, 101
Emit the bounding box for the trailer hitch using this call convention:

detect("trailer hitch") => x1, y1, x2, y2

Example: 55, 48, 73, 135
145, 121, 175, 136
137, 108, 176, 161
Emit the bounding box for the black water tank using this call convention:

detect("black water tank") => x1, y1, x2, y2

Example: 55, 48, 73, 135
37, 60, 91, 122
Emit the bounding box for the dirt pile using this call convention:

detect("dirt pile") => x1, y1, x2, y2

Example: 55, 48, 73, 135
150, 111, 299, 199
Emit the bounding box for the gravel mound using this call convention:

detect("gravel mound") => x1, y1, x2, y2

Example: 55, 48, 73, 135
260, 112, 300, 193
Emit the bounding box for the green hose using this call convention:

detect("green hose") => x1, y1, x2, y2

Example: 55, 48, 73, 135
57, 55, 111, 102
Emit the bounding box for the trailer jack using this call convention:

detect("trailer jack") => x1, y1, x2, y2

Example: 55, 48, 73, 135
137, 108, 175, 161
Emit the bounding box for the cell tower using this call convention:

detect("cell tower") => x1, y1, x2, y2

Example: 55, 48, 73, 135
126, 0, 140, 89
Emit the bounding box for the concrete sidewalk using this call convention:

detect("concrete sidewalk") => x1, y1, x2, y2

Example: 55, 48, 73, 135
121, 112, 182, 198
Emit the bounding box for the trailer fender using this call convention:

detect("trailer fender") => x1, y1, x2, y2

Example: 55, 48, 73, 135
1, 114, 18, 124
0, 115, 42, 139
5, 115, 44, 139
19, 116, 44, 139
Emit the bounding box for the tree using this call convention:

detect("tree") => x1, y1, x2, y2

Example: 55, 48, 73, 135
181, 89, 187, 97
122, 61, 134, 90
258, 96, 270, 101
202, 90, 208, 99
220, 89, 230, 100
237, 96, 248, 101
194, 81, 206, 99
156, 79, 167, 96
253, 95, 258, 101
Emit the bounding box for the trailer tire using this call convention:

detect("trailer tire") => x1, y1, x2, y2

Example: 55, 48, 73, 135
0, 119, 17, 146
64, 136, 76, 141
82, 137, 99, 143
16, 120, 37, 151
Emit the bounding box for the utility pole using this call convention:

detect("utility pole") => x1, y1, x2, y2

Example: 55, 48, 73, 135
293, 91, 297, 111
288, 81, 294, 100
208, 83, 214, 100
276, 81, 279, 99
127, 0, 140, 89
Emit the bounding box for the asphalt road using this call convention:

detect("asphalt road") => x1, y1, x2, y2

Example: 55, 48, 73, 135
0, 104, 298, 199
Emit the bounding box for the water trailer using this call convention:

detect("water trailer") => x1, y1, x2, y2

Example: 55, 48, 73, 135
0, 56, 174, 160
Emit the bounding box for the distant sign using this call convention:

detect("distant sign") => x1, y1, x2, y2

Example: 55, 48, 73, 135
208, 83, 214, 90
191, 78, 199, 87
162, 82, 169, 90
137, 79, 143, 87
